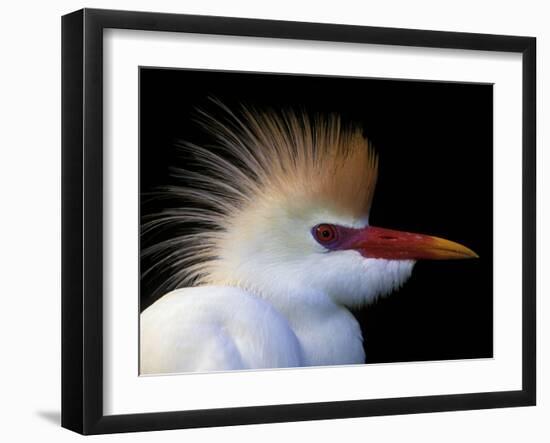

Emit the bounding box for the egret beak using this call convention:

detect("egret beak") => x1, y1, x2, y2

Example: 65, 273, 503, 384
349, 226, 479, 260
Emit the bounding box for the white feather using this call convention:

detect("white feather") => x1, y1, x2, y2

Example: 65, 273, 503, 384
140, 105, 415, 374
141, 286, 303, 374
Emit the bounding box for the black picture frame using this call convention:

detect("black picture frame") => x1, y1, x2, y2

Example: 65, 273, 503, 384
62, 8, 536, 435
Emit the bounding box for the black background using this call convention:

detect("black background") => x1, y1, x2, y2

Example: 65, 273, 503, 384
140, 67, 493, 364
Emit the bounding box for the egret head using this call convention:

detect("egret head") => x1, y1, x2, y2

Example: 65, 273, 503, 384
143, 102, 478, 307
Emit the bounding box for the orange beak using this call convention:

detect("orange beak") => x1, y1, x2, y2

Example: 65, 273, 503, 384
348, 226, 479, 260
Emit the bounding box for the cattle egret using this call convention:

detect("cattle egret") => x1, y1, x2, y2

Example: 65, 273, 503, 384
140, 104, 478, 375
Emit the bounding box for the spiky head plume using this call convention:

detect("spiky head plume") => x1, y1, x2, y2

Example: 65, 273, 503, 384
142, 101, 378, 297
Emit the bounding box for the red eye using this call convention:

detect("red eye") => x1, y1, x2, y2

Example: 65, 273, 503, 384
313, 224, 338, 244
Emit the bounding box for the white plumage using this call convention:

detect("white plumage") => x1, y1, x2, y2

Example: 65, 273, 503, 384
140, 103, 476, 375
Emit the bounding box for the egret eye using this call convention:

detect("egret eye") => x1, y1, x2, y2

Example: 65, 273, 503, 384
313, 223, 338, 244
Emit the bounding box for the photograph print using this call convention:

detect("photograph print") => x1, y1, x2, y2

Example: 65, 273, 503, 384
139, 67, 493, 376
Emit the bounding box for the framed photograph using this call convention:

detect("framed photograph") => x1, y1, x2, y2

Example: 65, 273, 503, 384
62, 8, 536, 434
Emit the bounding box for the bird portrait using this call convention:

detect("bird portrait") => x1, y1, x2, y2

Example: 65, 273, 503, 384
140, 101, 479, 375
